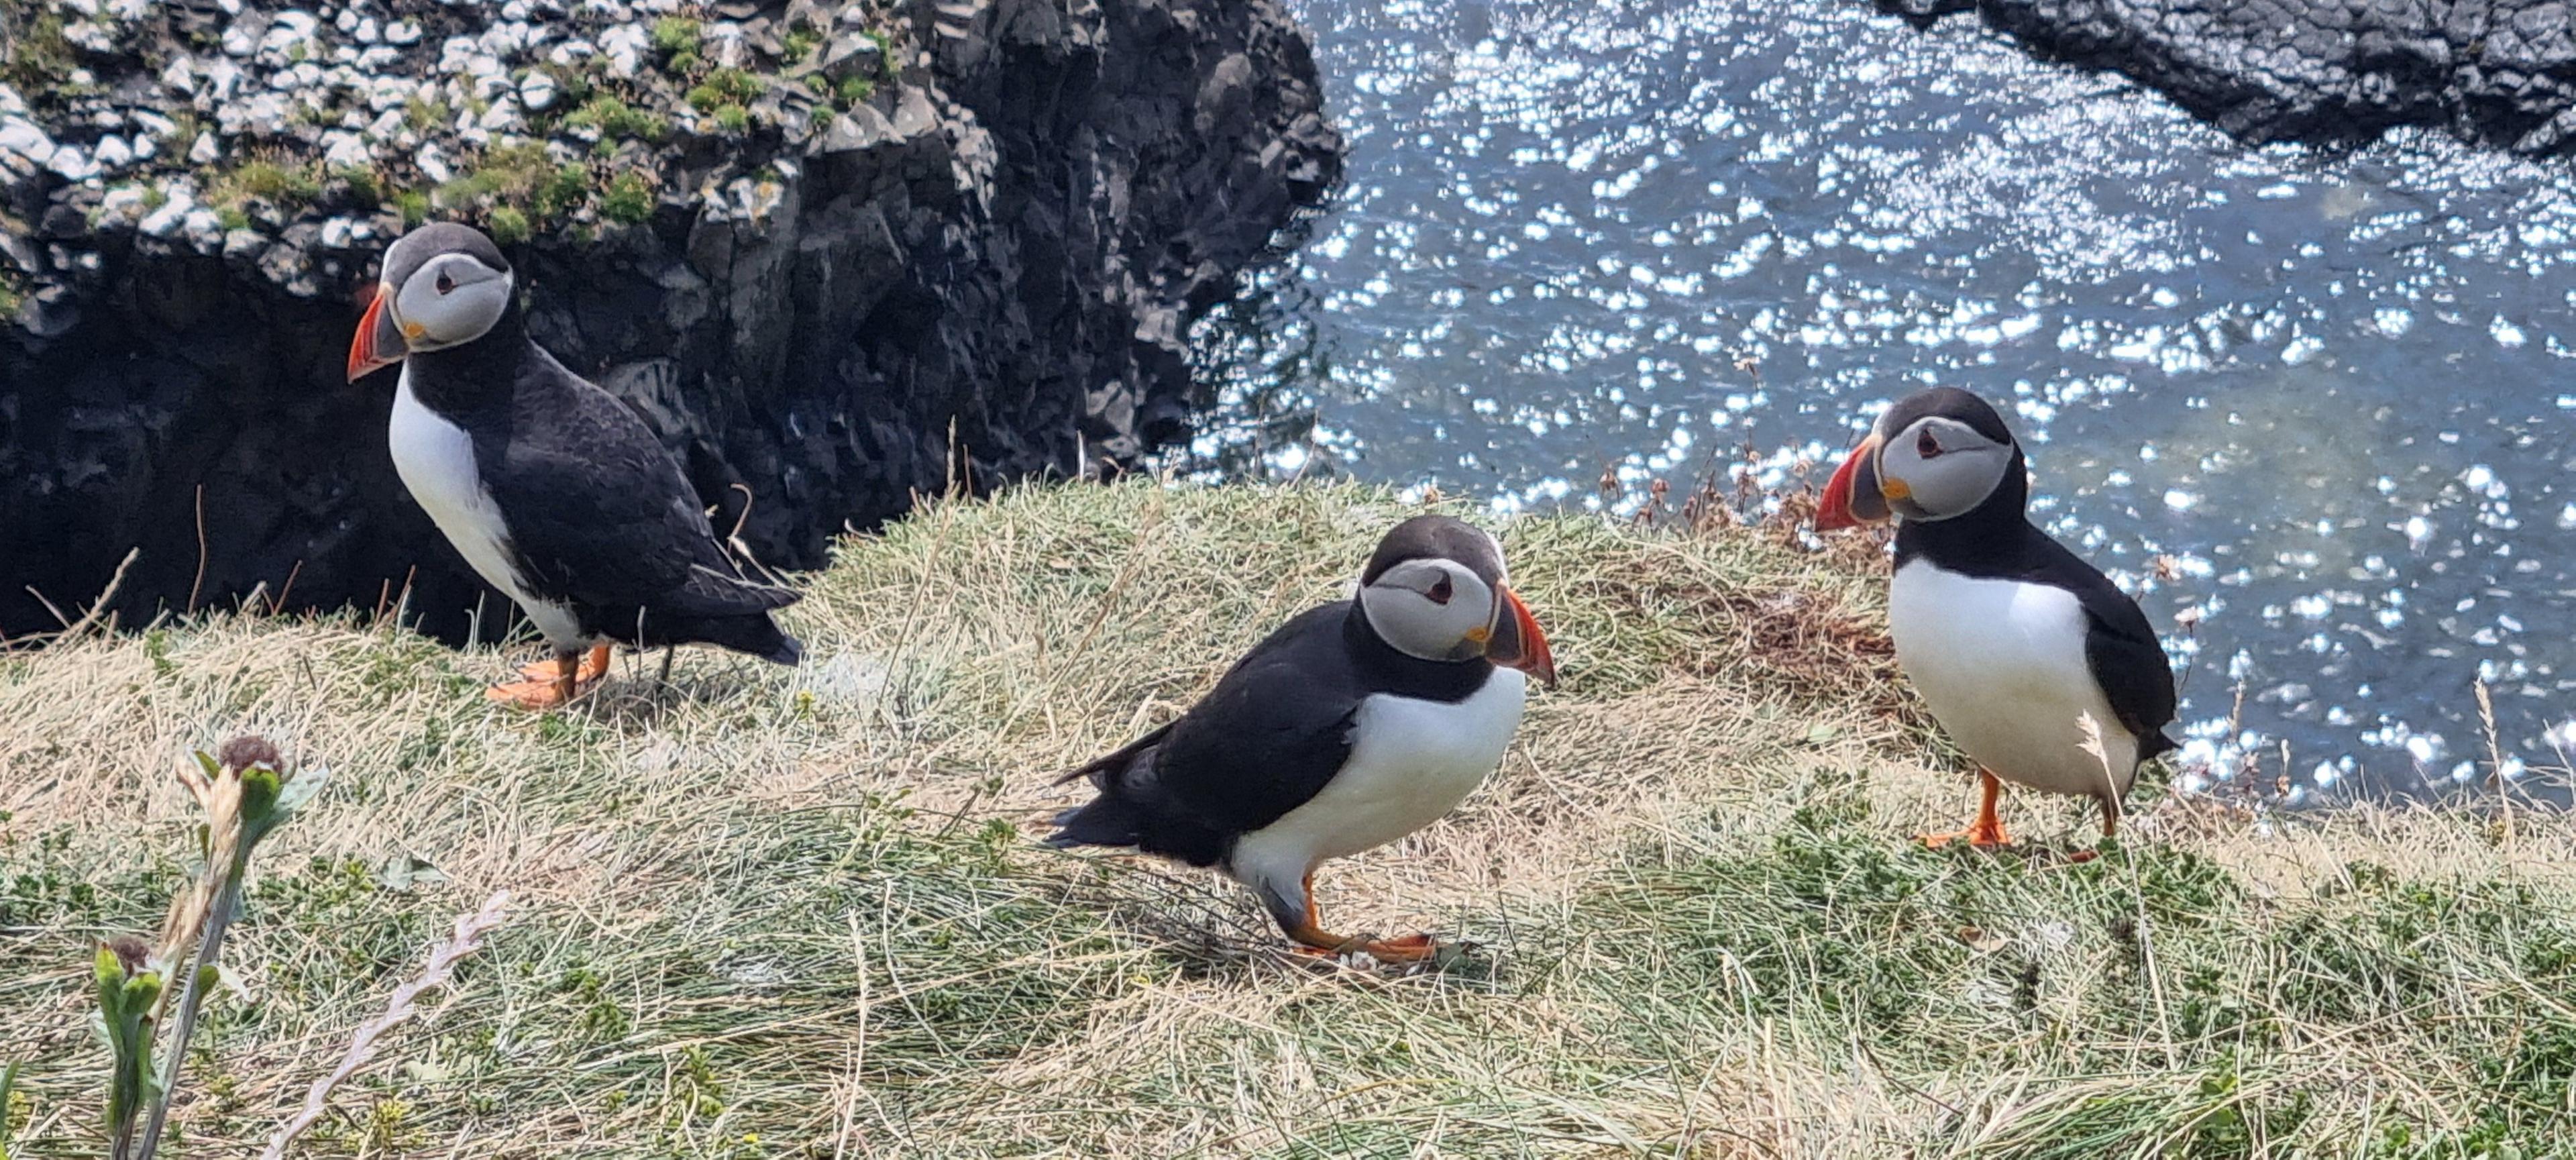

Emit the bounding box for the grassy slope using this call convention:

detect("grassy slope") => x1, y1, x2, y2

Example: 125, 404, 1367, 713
1, 481, 2572, 1158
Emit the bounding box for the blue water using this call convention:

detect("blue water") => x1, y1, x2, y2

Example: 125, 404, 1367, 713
1187, 0, 2576, 802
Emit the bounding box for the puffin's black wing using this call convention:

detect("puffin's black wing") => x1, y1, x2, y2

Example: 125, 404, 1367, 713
1049, 603, 1364, 864
2028, 535, 2179, 761
485, 354, 795, 617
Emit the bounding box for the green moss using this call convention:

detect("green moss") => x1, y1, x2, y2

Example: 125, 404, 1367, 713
1, 11, 75, 97
331, 166, 381, 206
403, 97, 452, 132
712, 104, 749, 134
651, 16, 702, 58
534, 164, 588, 219
682, 70, 761, 119
564, 95, 667, 143
600, 172, 655, 224
706, 67, 759, 102
486, 205, 530, 245
214, 205, 250, 231
836, 74, 875, 107
782, 23, 820, 63
394, 189, 430, 227
225, 160, 322, 205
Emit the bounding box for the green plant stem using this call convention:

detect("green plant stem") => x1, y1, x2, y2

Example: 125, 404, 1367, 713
133, 862, 245, 1160
1, 1059, 23, 1160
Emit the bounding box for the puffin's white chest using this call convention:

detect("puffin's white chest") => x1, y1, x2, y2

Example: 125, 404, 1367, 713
1229, 670, 1528, 884
388, 368, 584, 645
1888, 560, 2138, 799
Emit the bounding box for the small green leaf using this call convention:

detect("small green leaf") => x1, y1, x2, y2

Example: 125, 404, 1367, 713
377, 851, 449, 893
270, 763, 332, 816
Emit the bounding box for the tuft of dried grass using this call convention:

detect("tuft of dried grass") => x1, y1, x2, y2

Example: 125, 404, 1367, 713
0, 480, 2568, 1157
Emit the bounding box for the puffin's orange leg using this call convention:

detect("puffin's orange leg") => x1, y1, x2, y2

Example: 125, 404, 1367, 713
1921, 769, 2012, 849
1280, 872, 1438, 963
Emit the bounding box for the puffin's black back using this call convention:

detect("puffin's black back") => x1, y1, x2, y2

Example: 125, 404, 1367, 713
403, 295, 802, 663
1048, 598, 1495, 864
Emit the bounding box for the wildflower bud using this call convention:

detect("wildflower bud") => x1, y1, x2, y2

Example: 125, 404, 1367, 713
105, 935, 150, 977
217, 735, 282, 773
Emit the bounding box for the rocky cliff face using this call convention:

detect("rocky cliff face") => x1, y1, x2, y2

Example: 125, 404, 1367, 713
1879, 0, 2576, 154
0, 0, 1339, 639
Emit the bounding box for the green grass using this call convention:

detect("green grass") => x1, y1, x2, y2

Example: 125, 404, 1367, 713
0, 482, 2570, 1157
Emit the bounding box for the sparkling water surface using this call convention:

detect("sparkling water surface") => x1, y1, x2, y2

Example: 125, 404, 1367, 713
1183, 0, 2576, 801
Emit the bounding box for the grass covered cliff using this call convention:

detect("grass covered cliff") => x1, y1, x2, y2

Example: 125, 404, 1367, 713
1, 481, 2572, 1157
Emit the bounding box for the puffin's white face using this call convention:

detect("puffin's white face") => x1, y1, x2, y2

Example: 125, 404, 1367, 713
1359, 555, 1503, 663
388, 252, 513, 352
1871, 413, 2015, 521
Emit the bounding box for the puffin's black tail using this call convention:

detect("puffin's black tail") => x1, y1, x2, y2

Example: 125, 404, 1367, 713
1043, 721, 1179, 850
2140, 728, 2181, 765
645, 611, 802, 665
1045, 792, 1146, 850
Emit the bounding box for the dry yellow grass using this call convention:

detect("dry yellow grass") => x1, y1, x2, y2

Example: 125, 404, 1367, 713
1, 480, 2571, 1157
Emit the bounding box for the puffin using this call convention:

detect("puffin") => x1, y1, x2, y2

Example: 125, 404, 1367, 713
1048, 515, 1558, 961
347, 222, 802, 707
1813, 386, 2176, 849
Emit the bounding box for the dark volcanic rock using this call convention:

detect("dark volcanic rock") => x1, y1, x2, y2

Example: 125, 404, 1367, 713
0, 0, 1341, 640
1878, 0, 2576, 154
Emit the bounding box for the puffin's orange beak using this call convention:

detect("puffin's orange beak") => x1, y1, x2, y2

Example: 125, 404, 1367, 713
1815, 431, 1890, 531
1483, 584, 1557, 686
347, 283, 407, 382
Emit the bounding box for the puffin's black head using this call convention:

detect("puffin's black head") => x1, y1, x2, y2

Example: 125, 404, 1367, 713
1815, 386, 2024, 529
1356, 514, 1556, 684
347, 222, 517, 382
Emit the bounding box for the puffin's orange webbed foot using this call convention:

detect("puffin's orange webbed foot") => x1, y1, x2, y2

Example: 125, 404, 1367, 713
1288, 932, 1440, 963
1921, 768, 2012, 849
484, 677, 577, 709
1280, 877, 1440, 964
490, 645, 610, 709
1918, 819, 2012, 850
518, 644, 612, 682
1356, 933, 1439, 962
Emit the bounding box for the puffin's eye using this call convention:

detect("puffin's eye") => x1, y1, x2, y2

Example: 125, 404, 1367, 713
1425, 576, 1453, 605
1915, 428, 1943, 459
435, 272, 455, 295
